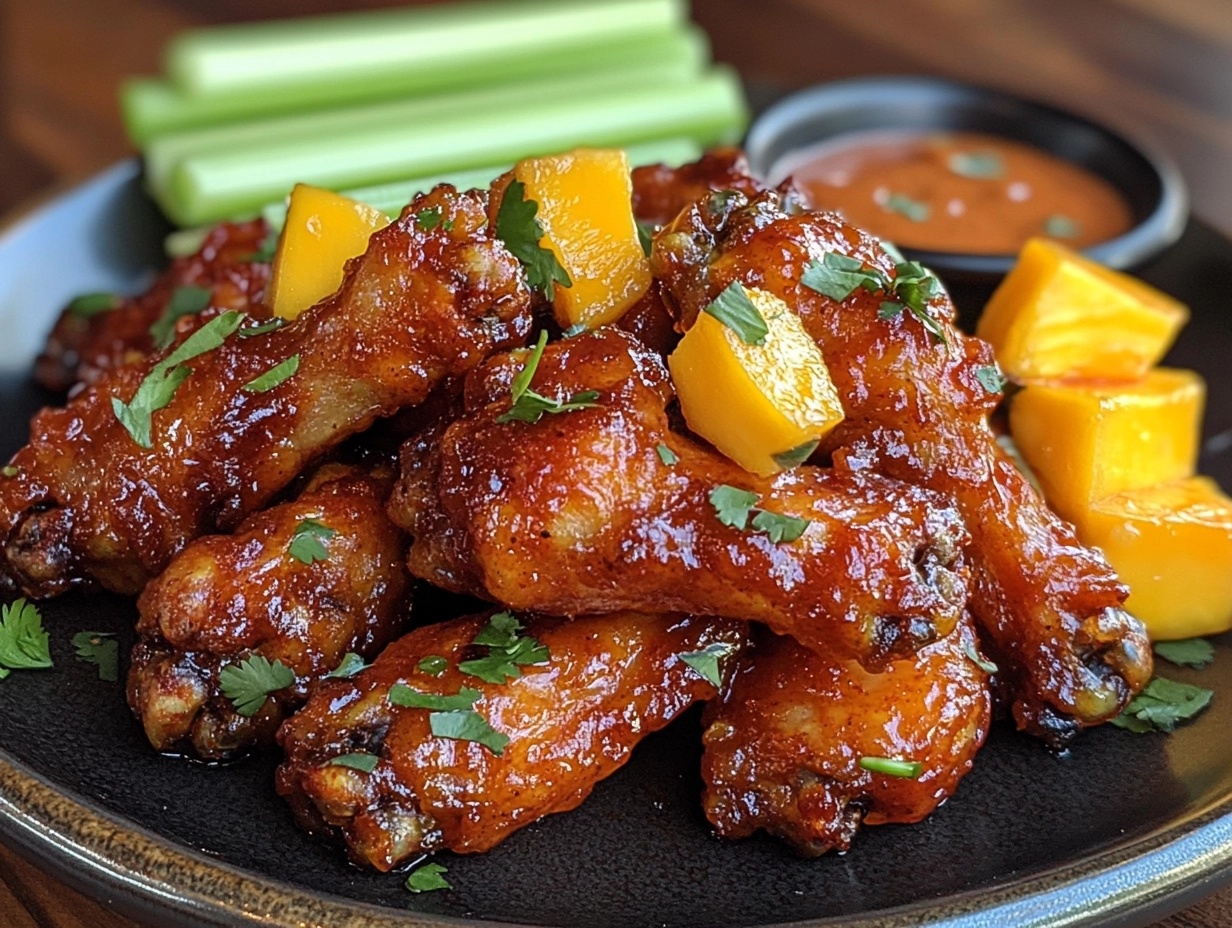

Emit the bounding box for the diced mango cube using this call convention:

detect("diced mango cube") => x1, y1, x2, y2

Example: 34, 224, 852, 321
1009, 368, 1205, 522
1076, 477, 1232, 640
513, 148, 651, 330
977, 238, 1188, 381
269, 184, 388, 320
669, 287, 844, 476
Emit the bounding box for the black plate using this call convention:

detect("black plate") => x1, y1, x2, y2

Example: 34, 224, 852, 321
1, 162, 1231, 928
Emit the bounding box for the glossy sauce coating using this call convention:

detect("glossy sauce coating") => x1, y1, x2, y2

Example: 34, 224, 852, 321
276, 610, 746, 868
389, 328, 969, 668
701, 615, 991, 856
651, 180, 1151, 743
0, 185, 532, 598
775, 131, 1132, 254
127, 464, 410, 760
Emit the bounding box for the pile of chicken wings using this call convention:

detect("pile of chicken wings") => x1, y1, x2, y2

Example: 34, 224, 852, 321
0, 150, 1151, 868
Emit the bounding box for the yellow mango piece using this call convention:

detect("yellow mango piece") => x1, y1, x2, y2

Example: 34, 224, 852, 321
669, 287, 845, 476
512, 148, 651, 330
1009, 368, 1205, 523
977, 238, 1188, 381
1076, 478, 1232, 640
269, 183, 388, 320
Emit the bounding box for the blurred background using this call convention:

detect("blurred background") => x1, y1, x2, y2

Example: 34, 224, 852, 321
2, 0, 1231, 232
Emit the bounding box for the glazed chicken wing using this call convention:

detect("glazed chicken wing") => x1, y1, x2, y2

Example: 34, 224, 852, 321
127, 464, 410, 760
1, 185, 532, 598
389, 328, 969, 668
652, 185, 1151, 743
700, 613, 991, 856
276, 609, 746, 868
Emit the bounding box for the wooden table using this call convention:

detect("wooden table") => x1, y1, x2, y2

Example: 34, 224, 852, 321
1, 0, 1231, 925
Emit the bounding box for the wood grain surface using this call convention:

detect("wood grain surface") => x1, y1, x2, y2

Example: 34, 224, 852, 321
1, 0, 1231, 925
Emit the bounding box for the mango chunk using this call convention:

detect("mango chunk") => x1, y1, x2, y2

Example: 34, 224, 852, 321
1009, 368, 1205, 522
512, 148, 651, 330
977, 238, 1188, 381
269, 183, 388, 320
669, 287, 844, 476
1076, 478, 1232, 640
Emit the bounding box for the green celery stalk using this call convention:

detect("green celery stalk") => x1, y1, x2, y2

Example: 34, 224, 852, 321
164, 69, 746, 226
143, 50, 707, 199
124, 27, 709, 144
167, 0, 686, 97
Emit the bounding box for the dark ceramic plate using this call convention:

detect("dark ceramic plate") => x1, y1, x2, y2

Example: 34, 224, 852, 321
1, 162, 1232, 928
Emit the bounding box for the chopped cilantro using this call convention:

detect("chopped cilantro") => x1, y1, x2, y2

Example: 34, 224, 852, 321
947, 151, 1005, 179
418, 655, 448, 676
149, 285, 212, 350
288, 519, 337, 565
772, 440, 818, 470
494, 179, 572, 297
429, 709, 510, 755
471, 611, 522, 650
1110, 676, 1213, 733
963, 641, 998, 674
67, 291, 122, 318
709, 485, 759, 530
879, 262, 948, 345
883, 192, 931, 222
679, 642, 736, 688
237, 318, 285, 338
703, 281, 768, 346
242, 355, 300, 393
406, 861, 451, 893
1154, 638, 1215, 669
388, 684, 483, 711
860, 756, 923, 778
801, 252, 884, 302
72, 631, 119, 682
218, 654, 294, 717
414, 207, 453, 232
459, 612, 549, 685
1, 465, 18, 479
636, 220, 655, 257
1044, 214, 1081, 239
656, 443, 679, 466
496, 330, 600, 424
324, 652, 368, 679
974, 365, 1006, 394
750, 510, 809, 543
328, 752, 380, 773
0, 599, 52, 680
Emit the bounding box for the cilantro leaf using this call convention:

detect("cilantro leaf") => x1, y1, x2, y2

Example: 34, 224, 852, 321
459, 612, 549, 684
414, 206, 453, 232
1, 465, 20, 478
860, 756, 923, 778
883, 262, 947, 345
418, 655, 448, 676
679, 642, 736, 688
963, 641, 999, 674
1154, 638, 1215, 669
388, 684, 482, 711
883, 192, 931, 222
656, 443, 679, 466
149, 285, 211, 350
72, 631, 119, 682
750, 510, 810, 543
429, 709, 510, 755
324, 652, 368, 679
496, 330, 600, 425
636, 220, 655, 257
68, 291, 122, 318
1044, 214, 1081, 239
288, 519, 337, 565
709, 485, 759, 530
237, 318, 285, 338
406, 861, 451, 893
974, 365, 1006, 394
495, 179, 572, 297
947, 150, 1005, 179
328, 752, 380, 773
772, 440, 819, 470
471, 611, 522, 650
801, 252, 884, 302
0, 599, 52, 680
1110, 676, 1213, 733
219, 655, 295, 716
242, 355, 300, 393
703, 281, 768, 345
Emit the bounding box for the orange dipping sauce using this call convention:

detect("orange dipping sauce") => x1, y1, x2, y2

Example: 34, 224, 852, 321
773, 130, 1134, 255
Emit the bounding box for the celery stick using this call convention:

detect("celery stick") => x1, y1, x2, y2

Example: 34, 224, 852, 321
125, 28, 709, 144
143, 52, 706, 198
168, 0, 686, 98
165, 70, 746, 226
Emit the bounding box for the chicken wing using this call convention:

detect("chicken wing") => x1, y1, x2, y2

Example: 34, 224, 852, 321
631, 147, 772, 228
35, 220, 271, 394
700, 614, 991, 856
276, 609, 746, 868
127, 464, 410, 760
651, 184, 1151, 744
389, 327, 968, 668
1, 185, 532, 598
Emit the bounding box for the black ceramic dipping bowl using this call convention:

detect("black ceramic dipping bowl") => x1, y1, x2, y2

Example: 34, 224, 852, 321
744, 76, 1189, 282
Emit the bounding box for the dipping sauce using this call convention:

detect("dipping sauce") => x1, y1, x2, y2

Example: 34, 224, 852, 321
772, 130, 1134, 255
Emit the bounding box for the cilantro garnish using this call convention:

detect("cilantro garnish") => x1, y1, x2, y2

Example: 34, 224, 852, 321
679, 642, 737, 688
800, 252, 884, 302
772, 440, 818, 470
414, 206, 454, 232
237, 318, 285, 339
703, 281, 768, 346
67, 291, 122, 318
458, 611, 549, 685
388, 684, 509, 755
883, 192, 931, 222
219, 654, 295, 717
750, 510, 810, 543
494, 179, 572, 297
1110, 676, 1213, 733
963, 641, 998, 675
72, 631, 119, 682
1154, 638, 1215, 669
388, 684, 484, 711
860, 756, 923, 778
149, 285, 212, 350
947, 151, 1004, 179
418, 655, 448, 676
974, 365, 1006, 394
0, 599, 52, 680
406, 861, 451, 893
656, 443, 679, 466
288, 518, 337, 565
1044, 214, 1080, 239
242, 355, 300, 393
328, 752, 380, 773
709, 485, 811, 543
1, 465, 18, 479
324, 652, 368, 679
636, 220, 655, 257
802, 254, 947, 345
112, 310, 245, 448
496, 330, 600, 425
247, 226, 280, 263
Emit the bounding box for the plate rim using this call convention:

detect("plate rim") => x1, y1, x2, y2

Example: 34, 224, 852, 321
2, 160, 1232, 928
